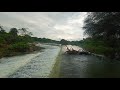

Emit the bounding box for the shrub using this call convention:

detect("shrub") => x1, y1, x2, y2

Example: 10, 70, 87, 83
0, 37, 5, 44
8, 42, 29, 52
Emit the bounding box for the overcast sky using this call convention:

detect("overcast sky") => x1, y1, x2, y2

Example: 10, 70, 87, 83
0, 12, 87, 41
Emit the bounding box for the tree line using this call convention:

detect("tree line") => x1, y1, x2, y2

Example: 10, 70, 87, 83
82, 12, 120, 60
0, 25, 67, 58
0, 25, 37, 58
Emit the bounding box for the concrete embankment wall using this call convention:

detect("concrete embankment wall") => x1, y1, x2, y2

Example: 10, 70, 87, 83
49, 46, 62, 78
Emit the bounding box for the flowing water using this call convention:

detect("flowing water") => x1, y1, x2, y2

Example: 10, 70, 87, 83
60, 45, 120, 78
0, 44, 61, 78
1, 44, 120, 78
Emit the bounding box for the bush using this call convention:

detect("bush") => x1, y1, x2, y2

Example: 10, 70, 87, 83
8, 42, 29, 52
0, 37, 5, 44
0, 51, 3, 58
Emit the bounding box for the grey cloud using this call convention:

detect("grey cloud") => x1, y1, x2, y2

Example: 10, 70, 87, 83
0, 12, 87, 41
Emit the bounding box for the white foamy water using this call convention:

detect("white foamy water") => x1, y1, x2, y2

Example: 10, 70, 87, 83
0, 44, 61, 78
62, 45, 83, 53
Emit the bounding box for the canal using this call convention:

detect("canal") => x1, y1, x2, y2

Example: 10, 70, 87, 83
60, 45, 120, 78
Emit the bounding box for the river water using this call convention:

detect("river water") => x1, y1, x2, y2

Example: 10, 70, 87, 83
0, 44, 61, 78
60, 45, 120, 78
1, 44, 120, 78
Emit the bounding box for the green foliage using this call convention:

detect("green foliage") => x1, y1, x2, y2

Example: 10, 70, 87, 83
32, 37, 60, 44
83, 12, 120, 59
60, 39, 68, 45
0, 25, 5, 34
0, 25, 38, 58
77, 38, 118, 59
8, 42, 29, 52
9, 28, 18, 36
18, 28, 33, 36
0, 37, 5, 43
83, 12, 120, 41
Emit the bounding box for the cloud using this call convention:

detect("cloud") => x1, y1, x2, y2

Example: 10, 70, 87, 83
0, 12, 87, 41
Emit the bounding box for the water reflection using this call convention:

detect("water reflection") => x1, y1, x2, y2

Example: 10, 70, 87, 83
60, 45, 120, 78
85, 57, 120, 78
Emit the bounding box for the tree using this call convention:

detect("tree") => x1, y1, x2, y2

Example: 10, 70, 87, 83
18, 28, 32, 36
60, 39, 68, 45
83, 12, 120, 59
9, 28, 18, 36
83, 12, 120, 40
0, 25, 5, 34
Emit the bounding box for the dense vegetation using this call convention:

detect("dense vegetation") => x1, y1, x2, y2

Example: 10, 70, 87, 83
0, 25, 64, 58
81, 12, 120, 60
60, 12, 120, 60
32, 37, 59, 44
0, 26, 43, 58
1, 12, 119, 60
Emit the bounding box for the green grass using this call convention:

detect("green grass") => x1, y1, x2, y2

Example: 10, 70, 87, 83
79, 42, 116, 58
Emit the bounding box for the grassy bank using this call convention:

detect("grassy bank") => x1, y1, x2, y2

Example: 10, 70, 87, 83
0, 42, 44, 59
0, 26, 53, 59
79, 40, 118, 59
49, 46, 62, 78
81, 44, 112, 55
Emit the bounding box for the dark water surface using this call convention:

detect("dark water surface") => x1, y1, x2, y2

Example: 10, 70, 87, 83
60, 45, 120, 78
